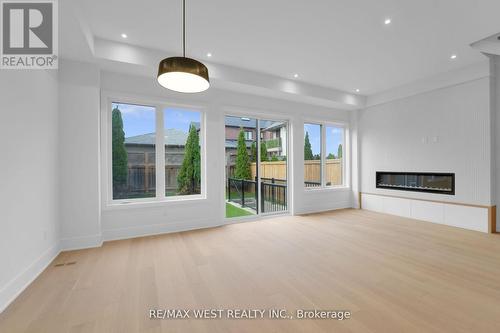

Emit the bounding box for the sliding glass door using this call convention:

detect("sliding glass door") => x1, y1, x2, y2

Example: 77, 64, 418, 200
225, 116, 288, 218
225, 116, 258, 217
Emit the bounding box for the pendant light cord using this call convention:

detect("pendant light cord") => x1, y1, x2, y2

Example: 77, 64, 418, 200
183, 0, 186, 57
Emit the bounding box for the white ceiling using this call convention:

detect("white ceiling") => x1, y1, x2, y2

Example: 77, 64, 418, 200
66, 0, 500, 95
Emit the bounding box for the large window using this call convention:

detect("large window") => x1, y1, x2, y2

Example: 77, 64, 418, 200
304, 123, 322, 187
110, 101, 203, 203
304, 123, 346, 188
325, 125, 344, 186
112, 103, 156, 199
164, 108, 202, 197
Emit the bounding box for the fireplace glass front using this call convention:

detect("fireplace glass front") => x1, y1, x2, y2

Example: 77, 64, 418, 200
376, 172, 455, 195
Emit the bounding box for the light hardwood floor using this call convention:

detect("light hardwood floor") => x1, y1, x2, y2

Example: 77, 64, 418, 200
1, 209, 500, 332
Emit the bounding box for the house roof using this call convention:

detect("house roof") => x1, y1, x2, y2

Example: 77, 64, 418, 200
125, 130, 251, 149
125, 122, 280, 148
192, 119, 284, 131
125, 128, 188, 146
262, 121, 286, 131
224, 117, 257, 128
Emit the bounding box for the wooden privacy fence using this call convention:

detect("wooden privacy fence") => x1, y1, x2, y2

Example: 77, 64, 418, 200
251, 160, 343, 186
123, 159, 342, 197
127, 165, 155, 194
125, 164, 181, 195
251, 161, 286, 180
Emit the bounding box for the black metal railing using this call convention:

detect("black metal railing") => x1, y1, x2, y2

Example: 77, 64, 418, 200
227, 177, 327, 214
304, 181, 321, 188
261, 178, 287, 213
227, 178, 258, 211
227, 177, 287, 214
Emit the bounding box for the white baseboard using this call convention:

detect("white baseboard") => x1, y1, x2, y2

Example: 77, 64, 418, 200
102, 218, 224, 242
59, 234, 103, 251
0, 242, 60, 313
295, 201, 353, 215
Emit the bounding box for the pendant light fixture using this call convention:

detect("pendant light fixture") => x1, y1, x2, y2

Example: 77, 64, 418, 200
157, 0, 210, 93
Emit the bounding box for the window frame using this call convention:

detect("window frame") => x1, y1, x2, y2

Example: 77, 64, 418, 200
304, 120, 349, 190
244, 130, 253, 140
324, 123, 346, 188
102, 93, 206, 208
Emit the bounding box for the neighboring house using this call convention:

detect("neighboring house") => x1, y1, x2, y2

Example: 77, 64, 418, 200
191, 118, 257, 178
124, 128, 188, 194
261, 121, 287, 158
220, 118, 256, 171
220, 118, 287, 176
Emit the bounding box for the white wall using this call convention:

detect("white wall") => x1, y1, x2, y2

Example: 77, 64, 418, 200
0, 70, 59, 312
98, 70, 353, 241
492, 55, 500, 231
359, 77, 492, 206
58, 60, 102, 249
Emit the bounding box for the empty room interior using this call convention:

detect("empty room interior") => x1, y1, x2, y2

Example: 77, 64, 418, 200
2, 0, 500, 332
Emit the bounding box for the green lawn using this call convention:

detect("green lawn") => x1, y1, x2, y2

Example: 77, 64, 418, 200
226, 203, 253, 218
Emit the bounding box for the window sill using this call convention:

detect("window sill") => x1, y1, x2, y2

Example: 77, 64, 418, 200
103, 195, 207, 211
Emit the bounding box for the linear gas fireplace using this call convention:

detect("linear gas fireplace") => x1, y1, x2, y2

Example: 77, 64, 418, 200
376, 172, 455, 195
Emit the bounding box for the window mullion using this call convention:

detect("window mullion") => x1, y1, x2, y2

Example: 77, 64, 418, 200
156, 105, 166, 199
343, 127, 347, 187
256, 120, 261, 214
321, 124, 326, 187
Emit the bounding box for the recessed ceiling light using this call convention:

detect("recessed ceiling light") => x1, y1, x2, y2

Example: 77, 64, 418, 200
293, 73, 299, 78
207, 52, 212, 57
450, 54, 457, 60
384, 18, 391, 25
121, 33, 128, 39
355, 89, 360, 93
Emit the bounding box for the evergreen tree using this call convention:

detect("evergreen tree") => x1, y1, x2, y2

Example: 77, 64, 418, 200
250, 142, 257, 162
235, 128, 252, 180
304, 132, 314, 160
327, 153, 336, 159
177, 124, 201, 194
260, 141, 269, 162
337, 144, 343, 159
112, 107, 128, 196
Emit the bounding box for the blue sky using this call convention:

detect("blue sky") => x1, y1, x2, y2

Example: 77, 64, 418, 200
326, 126, 344, 156
164, 107, 200, 132
112, 103, 200, 137
304, 123, 344, 156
